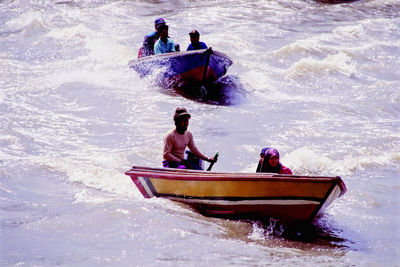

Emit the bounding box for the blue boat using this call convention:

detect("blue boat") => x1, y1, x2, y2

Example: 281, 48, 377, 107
128, 48, 233, 88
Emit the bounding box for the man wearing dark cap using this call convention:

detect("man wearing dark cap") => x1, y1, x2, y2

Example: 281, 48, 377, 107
140, 18, 166, 57
186, 29, 208, 51
163, 108, 216, 169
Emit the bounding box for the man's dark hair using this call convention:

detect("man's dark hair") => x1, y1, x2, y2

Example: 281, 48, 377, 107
157, 24, 169, 32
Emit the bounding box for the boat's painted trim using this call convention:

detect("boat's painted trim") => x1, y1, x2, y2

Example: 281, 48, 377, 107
167, 197, 321, 206
138, 177, 155, 198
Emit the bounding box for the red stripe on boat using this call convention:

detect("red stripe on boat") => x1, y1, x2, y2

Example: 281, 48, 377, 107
130, 176, 151, 198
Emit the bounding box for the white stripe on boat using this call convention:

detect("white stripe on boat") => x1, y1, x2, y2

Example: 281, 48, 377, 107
138, 176, 154, 198
166, 198, 320, 206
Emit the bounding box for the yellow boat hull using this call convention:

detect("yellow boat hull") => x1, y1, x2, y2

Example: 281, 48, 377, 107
125, 166, 346, 221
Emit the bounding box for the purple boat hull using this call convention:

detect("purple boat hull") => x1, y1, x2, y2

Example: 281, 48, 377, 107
128, 48, 233, 88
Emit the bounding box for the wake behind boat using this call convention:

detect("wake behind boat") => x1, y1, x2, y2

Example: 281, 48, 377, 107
128, 48, 233, 89
125, 166, 347, 222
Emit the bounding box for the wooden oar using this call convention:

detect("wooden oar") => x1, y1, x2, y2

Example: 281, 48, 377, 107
207, 152, 219, 171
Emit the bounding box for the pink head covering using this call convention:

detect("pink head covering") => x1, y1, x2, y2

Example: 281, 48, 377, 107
256, 147, 282, 173
264, 148, 280, 161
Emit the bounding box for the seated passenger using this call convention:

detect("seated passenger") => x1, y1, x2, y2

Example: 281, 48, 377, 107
154, 24, 176, 54
186, 29, 208, 51
140, 18, 166, 57
256, 148, 293, 174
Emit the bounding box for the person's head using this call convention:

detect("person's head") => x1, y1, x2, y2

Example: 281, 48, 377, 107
154, 18, 166, 31
264, 148, 280, 168
257, 147, 282, 173
173, 107, 191, 133
189, 29, 200, 44
158, 24, 169, 40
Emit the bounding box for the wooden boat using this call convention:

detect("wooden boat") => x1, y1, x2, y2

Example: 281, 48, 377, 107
125, 166, 347, 222
128, 48, 232, 88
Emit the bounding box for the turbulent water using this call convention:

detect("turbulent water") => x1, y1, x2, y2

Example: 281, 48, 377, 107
1, 0, 399, 266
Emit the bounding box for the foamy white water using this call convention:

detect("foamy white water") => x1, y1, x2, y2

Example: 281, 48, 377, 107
1, 0, 399, 266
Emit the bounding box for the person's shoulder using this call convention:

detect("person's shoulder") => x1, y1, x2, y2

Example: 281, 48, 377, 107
185, 130, 193, 138
167, 38, 175, 44
154, 39, 162, 47
200, 42, 207, 48
144, 32, 156, 43
164, 128, 175, 137
280, 165, 293, 175
187, 44, 193, 51
146, 31, 157, 38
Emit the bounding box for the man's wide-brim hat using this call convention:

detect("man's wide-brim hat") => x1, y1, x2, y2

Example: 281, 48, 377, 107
174, 107, 191, 121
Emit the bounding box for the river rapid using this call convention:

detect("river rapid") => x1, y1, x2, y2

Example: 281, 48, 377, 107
1, 0, 399, 266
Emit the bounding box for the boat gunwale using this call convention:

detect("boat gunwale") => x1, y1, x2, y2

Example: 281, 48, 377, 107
128, 48, 233, 67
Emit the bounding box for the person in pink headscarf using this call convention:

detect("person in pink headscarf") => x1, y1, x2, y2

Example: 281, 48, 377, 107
256, 148, 292, 174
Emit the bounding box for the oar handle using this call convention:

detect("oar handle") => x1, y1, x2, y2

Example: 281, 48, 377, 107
206, 152, 219, 171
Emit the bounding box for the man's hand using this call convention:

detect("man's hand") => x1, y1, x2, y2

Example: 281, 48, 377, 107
207, 156, 217, 163
207, 152, 219, 163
